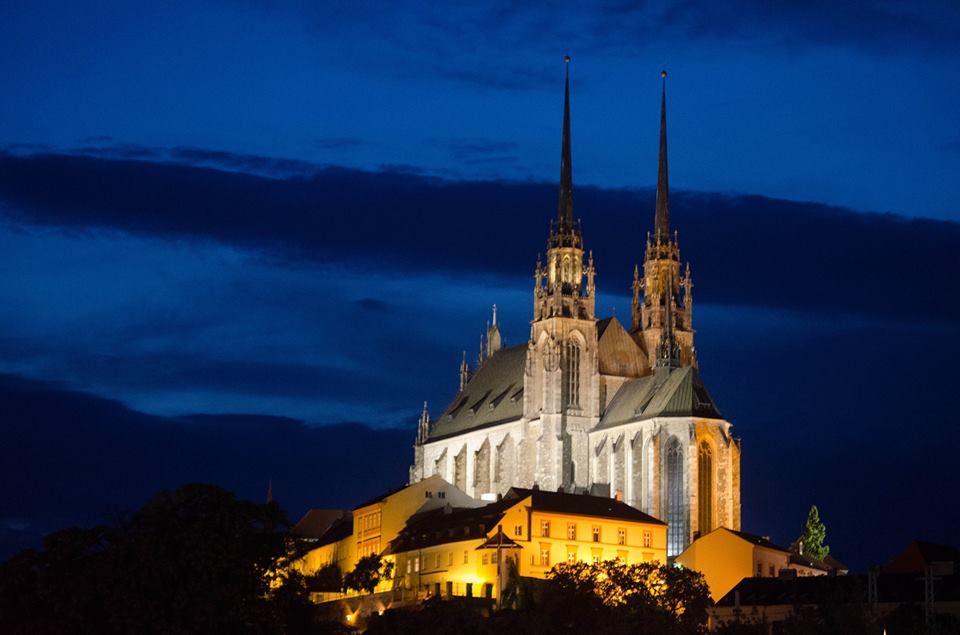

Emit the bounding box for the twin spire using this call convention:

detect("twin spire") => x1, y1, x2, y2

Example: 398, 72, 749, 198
655, 70, 670, 243
557, 55, 574, 234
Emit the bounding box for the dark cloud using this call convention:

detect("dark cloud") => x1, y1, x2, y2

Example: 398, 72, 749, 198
1, 150, 958, 322
0, 373, 412, 561
313, 136, 367, 150
353, 298, 391, 312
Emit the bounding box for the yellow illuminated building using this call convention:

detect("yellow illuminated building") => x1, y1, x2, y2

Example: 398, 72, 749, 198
387, 486, 667, 601
675, 527, 826, 602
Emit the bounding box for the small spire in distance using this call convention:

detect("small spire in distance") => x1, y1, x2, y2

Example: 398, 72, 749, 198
654, 69, 670, 243
557, 55, 574, 232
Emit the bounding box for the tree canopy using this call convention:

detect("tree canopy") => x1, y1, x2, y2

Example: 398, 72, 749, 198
0, 483, 316, 634
801, 505, 830, 562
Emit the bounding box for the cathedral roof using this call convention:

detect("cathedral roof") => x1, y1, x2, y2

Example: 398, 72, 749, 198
596, 366, 722, 430
427, 343, 527, 442
597, 315, 648, 377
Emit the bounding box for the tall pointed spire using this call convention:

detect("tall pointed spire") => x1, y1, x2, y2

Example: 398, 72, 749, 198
654, 69, 670, 243
557, 55, 574, 233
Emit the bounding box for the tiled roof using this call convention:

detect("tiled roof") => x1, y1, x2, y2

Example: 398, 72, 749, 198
505, 487, 666, 525
384, 502, 511, 554
291, 509, 350, 539
596, 366, 722, 430
597, 316, 648, 377
427, 344, 527, 442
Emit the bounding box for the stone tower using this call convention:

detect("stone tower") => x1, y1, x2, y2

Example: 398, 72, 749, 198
631, 72, 696, 369
523, 57, 600, 492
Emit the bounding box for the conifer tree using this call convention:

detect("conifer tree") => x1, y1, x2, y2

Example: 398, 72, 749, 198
801, 504, 829, 562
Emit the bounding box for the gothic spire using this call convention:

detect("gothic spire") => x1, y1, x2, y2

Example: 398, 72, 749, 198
557, 55, 574, 233
654, 70, 670, 243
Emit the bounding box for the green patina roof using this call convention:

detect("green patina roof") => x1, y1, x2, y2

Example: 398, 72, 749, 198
596, 366, 722, 430
427, 343, 527, 442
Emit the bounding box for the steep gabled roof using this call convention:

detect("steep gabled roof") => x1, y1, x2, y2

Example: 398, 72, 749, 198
427, 343, 527, 442
597, 315, 648, 378
384, 501, 512, 554
505, 487, 666, 525
596, 366, 722, 430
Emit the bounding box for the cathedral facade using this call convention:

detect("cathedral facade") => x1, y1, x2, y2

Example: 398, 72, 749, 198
409, 64, 740, 556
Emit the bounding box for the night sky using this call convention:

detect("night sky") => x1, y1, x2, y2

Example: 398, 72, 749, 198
2, 2, 959, 571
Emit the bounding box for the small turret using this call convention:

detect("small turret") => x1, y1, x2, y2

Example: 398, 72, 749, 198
459, 351, 469, 390
486, 304, 502, 357
416, 401, 430, 445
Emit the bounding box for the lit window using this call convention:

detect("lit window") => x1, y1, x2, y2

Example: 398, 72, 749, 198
567, 523, 577, 540
540, 545, 550, 567
541, 520, 550, 537
698, 441, 713, 535
563, 340, 581, 407
407, 560, 412, 574
567, 549, 577, 564
414, 557, 419, 572
592, 526, 601, 543
643, 530, 652, 548
666, 437, 687, 556
617, 528, 626, 545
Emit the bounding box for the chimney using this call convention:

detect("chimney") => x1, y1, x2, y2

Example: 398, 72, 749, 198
615, 489, 624, 502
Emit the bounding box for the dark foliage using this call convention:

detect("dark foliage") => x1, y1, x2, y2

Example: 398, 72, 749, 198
0, 484, 316, 634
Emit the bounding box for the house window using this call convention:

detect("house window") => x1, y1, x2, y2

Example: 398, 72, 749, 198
567, 523, 577, 540
592, 526, 601, 543
425, 491, 433, 498
643, 530, 652, 548
482, 553, 489, 565
540, 520, 550, 538
567, 548, 577, 564
617, 550, 628, 564
448, 552, 453, 566
540, 545, 551, 567
757, 563, 763, 577
563, 340, 581, 407
698, 441, 713, 535
592, 549, 602, 565
414, 557, 419, 572
439, 491, 445, 499
617, 528, 626, 545
769, 564, 776, 577
515, 524, 523, 537
464, 551, 469, 564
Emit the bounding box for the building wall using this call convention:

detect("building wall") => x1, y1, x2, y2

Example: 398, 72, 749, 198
496, 496, 667, 578
588, 416, 738, 556
675, 529, 791, 601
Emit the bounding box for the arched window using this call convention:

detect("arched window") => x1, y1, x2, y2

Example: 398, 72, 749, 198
563, 340, 581, 407
698, 441, 713, 535
666, 437, 686, 557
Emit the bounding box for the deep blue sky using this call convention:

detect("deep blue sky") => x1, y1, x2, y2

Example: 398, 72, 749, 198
1, 1, 959, 572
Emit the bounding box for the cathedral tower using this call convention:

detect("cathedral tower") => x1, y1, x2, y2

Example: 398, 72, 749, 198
524, 57, 600, 492
632, 72, 696, 369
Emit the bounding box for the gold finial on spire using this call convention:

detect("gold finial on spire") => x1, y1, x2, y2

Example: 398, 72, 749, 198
565, 55, 571, 64
661, 69, 667, 78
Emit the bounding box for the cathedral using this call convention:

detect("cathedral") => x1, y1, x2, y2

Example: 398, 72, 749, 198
409, 62, 741, 557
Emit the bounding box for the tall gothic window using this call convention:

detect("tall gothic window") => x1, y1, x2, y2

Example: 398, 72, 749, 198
666, 437, 686, 557
698, 441, 713, 536
564, 340, 581, 407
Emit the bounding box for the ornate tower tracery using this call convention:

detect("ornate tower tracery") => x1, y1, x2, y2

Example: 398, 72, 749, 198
632, 71, 697, 369
524, 57, 599, 491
